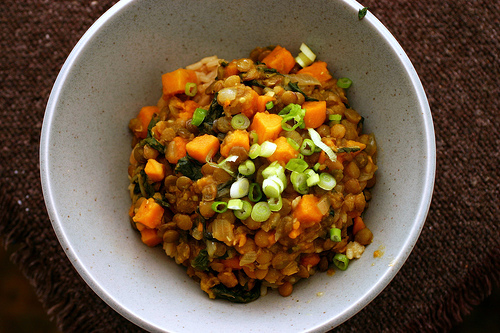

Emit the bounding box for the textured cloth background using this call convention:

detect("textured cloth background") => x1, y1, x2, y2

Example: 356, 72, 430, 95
1, 0, 498, 332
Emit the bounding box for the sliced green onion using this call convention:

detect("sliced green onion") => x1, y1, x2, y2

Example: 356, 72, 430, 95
249, 143, 261, 159
333, 253, 350, 271
308, 128, 337, 162
262, 161, 284, 179
248, 183, 263, 202
262, 176, 284, 198
259, 141, 277, 158
329, 227, 342, 242
238, 159, 255, 176
185, 82, 198, 96
234, 200, 252, 220
286, 138, 300, 150
329, 114, 342, 122
295, 43, 316, 68
290, 171, 309, 194
279, 104, 306, 131
228, 199, 243, 210
230, 177, 250, 198
305, 169, 320, 187
265, 101, 274, 110
211, 201, 228, 213
313, 163, 321, 172
268, 196, 283, 211
249, 131, 259, 145
231, 114, 250, 130
337, 77, 352, 89
217, 155, 238, 176
318, 172, 336, 191
285, 158, 309, 173
251, 202, 271, 222
300, 139, 316, 156
192, 108, 208, 126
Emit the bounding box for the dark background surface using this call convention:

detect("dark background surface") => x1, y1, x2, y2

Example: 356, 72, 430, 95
1, 0, 498, 332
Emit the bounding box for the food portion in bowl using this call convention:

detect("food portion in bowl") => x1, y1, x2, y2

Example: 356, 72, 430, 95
127, 44, 377, 302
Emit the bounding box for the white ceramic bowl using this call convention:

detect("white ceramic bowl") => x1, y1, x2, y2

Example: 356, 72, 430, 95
40, 0, 435, 332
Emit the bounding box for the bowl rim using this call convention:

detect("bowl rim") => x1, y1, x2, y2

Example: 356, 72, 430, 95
40, 0, 436, 331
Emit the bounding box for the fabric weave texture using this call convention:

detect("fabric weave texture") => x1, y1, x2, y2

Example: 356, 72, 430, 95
0, 0, 498, 332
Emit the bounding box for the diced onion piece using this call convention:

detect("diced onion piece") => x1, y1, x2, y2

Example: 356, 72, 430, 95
259, 141, 277, 157
230, 177, 250, 198
251, 202, 271, 222
239, 251, 258, 266
228, 199, 243, 210
308, 128, 337, 162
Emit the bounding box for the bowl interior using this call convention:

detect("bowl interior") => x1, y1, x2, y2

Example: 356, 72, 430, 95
40, 0, 435, 332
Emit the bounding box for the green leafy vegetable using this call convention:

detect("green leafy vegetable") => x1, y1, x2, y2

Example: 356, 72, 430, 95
211, 281, 261, 303
358, 7, 368, 20
287, 82, 318, 101
197, 93, 224, 135
138, 169, 155, 198
191, 249, 210, 271
336, 147, 361, 153
174, 155, 204, 181
141, 115, 165, 153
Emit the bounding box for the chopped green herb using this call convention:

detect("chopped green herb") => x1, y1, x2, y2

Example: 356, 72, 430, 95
358, 7, 368, 20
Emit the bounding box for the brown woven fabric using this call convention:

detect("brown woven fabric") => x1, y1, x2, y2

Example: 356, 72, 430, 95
1, 0, 498, 332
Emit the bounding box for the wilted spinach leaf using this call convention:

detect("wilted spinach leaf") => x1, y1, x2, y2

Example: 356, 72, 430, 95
287, 82, 318, 101
198, 93, 224, 135
191, 249, 210, 271
211, 281, 261, 303
174, 155, 203, 181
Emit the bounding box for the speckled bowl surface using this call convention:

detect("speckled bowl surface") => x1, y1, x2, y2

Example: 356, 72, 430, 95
40, 0, 435, 332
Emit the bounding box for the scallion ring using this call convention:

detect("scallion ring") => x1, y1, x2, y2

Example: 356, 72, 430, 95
259, 141, 277, 158
191, 108, 208, 126
329, 227, 342, 242
318, 172, 336, 191
337, 77, 352, 89
248, 183, 263, 202
231, 114, 250, 130
227, 199, 244, 210
333, 253, 350, 271
265, 101, 274, 110
268, 196, 283, 212
233, 200, 253, 220
211, 201, 228, 213
185, 82, 198, 97
250, 201, 271, 222
300, 139, 316, 156
286, 137, 300, 150
238, 159, 256, 176
248, 143, 261, 159
285, 158, 309, 173
230, 177, 250, 198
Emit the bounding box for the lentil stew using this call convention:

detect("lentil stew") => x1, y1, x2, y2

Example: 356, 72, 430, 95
127, 44, 377, 302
